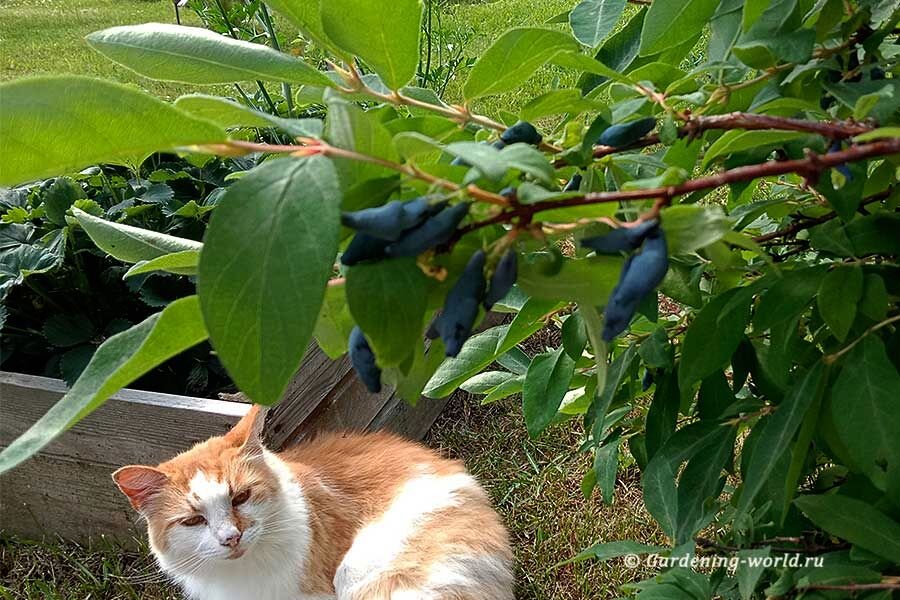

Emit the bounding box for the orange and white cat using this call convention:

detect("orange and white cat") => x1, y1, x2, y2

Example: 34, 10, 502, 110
112, 405, 514, 600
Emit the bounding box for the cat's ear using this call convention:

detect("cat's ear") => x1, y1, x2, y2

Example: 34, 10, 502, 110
113, 466, 169, 511
224, 404, 267, 452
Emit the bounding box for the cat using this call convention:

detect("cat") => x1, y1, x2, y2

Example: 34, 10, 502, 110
113, 405, 514, 600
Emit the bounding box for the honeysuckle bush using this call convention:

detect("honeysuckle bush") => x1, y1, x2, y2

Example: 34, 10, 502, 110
1, 0, 899, 596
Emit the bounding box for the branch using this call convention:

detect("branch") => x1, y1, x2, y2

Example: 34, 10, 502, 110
536, 139, 899, 214
824, 314, 900, 364
340, 65, 564, 154
454, 139, 899, 241
752, 189, 892, 243
580, 113, 875, 163
220, 139, 510, 206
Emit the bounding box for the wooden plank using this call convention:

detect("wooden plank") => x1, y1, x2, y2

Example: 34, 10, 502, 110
263, 343, 355, 449
0, 372, 247, 541
368, 393, 452, 440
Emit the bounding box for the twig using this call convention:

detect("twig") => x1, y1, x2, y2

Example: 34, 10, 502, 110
536, 139, 899, 215
752, 189, 891, 243
578, 113, 874, 164
824, 314, 900, 364
342, 65, 564, 154
219, 139, 510, 206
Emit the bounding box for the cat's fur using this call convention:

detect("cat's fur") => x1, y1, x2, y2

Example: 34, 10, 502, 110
113, 405, 514, 600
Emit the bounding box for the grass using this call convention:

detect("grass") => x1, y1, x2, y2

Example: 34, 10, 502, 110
1, 394, 661, 600
1, 1, 660, 598
0, 0, 212, 100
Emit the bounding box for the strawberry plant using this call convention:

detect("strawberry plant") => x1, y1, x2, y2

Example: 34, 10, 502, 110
1, 0, 898, 596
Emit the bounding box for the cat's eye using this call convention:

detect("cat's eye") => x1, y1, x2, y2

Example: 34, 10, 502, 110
181, 515, 206, 527
232, 489, 251, 507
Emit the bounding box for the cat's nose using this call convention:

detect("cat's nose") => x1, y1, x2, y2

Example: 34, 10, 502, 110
219, 528, 242, 548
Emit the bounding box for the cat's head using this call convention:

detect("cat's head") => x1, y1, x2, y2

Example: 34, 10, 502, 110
112, 405, 284, 570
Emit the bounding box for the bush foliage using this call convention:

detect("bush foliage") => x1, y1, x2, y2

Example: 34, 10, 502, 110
1, 0, 899, 597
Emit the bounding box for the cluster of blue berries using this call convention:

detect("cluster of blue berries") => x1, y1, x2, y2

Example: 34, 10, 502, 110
581, 220, 669, 341
342, 198, 517, 392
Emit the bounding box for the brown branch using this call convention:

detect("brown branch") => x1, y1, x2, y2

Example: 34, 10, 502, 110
460, 139, 900, 241
538, 139, 899, 213
752, 189, 892, 243
573, 113, 875, 164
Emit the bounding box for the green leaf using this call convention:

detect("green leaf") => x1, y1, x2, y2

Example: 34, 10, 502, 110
423, 323, 537, 398
845, 213, 900, 256
460, 371, 515, 394
523, 346, 576, 438
859, 274, 888, 322
86, 24, 333, 87
815, 162, 865, 222
646, 371, 680, 460
853, 127, 900, 143
590, 344, 638, 437
832, 336, 900, 481
521, 89, 601, 121
661, 205, 732, 255
43, 314, 96, 348
571, 540, 666, 563
313, 283, 355, 359
500, 297, 560, 352
817, 265, 863, 342
594, 436, 621, 505
498, 144, 556, 186
321, 0, 422, 89
701, 130, 809, 169
754, 266, 826, 332
73, 207, 202, 264
264, 0, 343, 56
443, 142, 507, 181
642, 455, 678, 538
639, 328, 674, 370
0, 76, 225, 186
562, 311, 588, 361
43, 178, 85, 227
569, 0, 627, 47
551, 51, 632, 84
197, 156, 340, 405
640, 0, 719, 55
518, 256, 623, 306
736, 548, 770, 600
326, 94, 400, 187
0, 232, 66, 299
346, 258, 428, 367
679, 287, 753, 389
737, 362, 826, 515
577, 7, 645, 93
174, 94, 323, 138
675, 427, 734, 544
123, 250, 200, 278
0, 296, 207, 474
463, 28, 579, 100
482, 375, 525, 404
794, 494, 900, 564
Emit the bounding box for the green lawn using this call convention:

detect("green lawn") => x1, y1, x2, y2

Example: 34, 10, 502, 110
0, 0, 213, 99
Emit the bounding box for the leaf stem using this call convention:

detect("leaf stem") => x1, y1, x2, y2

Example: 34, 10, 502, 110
824, 313, 900, 364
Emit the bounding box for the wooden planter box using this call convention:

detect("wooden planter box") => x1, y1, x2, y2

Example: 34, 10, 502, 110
0, 344, 450, 542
